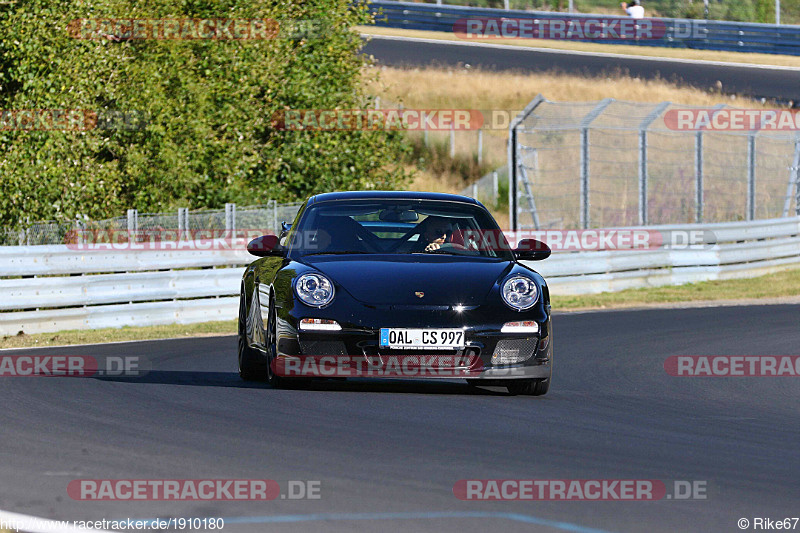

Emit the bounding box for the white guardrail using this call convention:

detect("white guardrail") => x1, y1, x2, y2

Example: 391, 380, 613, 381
1, 216, 799, 335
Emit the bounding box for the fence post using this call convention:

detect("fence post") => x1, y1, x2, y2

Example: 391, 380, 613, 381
507, 95, 545, 232
477, 129, 483, 165
782, 136, 800, 217
578, 98, 613, 229
508, 131, 517, 230
271, 200, 278, 234
638, 130, 647, 225
580, 128, 590, 229
638, 102, 670, 226
747, 134, 756, 220
695, 132, 704, 223
795, 137, 800, 216
75, 215, 86, 245
450, 122, 455, 159
225, 203, 236, 235
422, 111, 429, 146
492, 171, 499, 205
695, 105, 726, 223
127, 209, 138, 238
178, 207, 188, 239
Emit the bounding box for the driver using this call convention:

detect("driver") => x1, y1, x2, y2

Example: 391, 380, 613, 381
414, 216, 452, 252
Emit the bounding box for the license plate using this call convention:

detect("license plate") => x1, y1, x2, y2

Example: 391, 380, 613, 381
379, 328, 465, 349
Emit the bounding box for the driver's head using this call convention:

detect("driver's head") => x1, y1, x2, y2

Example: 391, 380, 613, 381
421, 216, 451, 245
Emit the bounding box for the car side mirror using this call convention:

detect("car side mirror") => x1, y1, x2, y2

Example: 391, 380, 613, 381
247, 235, 283, 257
515, 239, 551, 261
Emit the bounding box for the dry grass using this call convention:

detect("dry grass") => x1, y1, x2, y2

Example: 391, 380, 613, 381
359, 26, 800, 68
366, 64, 777, 210
0, 320, 236, 350
364, 65, 775, 111
552, 267, 800, 310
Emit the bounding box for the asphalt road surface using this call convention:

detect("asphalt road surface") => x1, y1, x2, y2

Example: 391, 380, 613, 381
362, 35, 800, 103
2, 304, 799, 533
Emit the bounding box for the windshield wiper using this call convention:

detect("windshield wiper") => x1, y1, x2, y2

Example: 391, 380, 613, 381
411, 250, 464, 256
302, 250, 370, 256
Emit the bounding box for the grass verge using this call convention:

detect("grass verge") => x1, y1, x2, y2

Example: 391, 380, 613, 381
359, 26, 800, 69
3, 269, 800, 349
0, 320, 236, 350
551, 268, 800, 310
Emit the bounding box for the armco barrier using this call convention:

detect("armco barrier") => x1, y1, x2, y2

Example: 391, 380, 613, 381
530, 216, 800, 294
368, 1, 800, 56
0, 216, 799, 335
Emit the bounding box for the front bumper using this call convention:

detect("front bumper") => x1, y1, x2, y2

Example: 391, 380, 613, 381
273, 302, 553, 381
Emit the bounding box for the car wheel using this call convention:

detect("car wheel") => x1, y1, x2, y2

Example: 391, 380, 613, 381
265, 300, 285, 389
506, 378, 549, 396
238, 289, 267, 381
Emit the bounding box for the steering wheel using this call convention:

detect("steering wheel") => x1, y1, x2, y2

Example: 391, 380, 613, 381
439, 242, 467, 251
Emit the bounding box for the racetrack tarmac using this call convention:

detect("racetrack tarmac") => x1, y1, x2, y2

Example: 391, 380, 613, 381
1, 304, 799, 532
362, 36, 800, 103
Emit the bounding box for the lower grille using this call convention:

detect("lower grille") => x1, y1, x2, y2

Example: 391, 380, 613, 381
492, 338, 537, 364
299, 340, 348, 356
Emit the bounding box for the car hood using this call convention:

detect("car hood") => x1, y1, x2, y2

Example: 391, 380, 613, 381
301, 255, 513, 306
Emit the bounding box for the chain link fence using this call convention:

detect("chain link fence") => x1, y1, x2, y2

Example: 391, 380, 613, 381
459, 165, 508, 208
509, 96, 800, 230
1, 202, 304, 246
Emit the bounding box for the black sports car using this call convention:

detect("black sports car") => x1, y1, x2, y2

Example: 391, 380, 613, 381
237, 191, 553, 395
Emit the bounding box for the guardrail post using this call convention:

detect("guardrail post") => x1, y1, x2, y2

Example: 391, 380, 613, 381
492, 171, 499, 205
747, 134, 757, 220
472, 182, 478, 200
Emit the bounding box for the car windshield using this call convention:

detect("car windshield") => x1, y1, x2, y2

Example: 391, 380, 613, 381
286, 199, 514, 260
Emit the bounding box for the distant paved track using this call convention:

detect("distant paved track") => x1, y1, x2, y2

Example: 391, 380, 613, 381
362, 35, 800, 103
1, 304, 799, 532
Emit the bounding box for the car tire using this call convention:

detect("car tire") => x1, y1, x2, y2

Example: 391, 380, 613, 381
238, 289, 267, 381
265, 300, 286, 389
506, 378, 549, 396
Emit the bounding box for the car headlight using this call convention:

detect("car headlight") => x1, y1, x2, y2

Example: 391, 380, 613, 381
295, 272, 335, 307
501, 275, 539, 311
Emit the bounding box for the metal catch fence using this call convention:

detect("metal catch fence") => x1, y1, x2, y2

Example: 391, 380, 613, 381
508, 96, 800, 230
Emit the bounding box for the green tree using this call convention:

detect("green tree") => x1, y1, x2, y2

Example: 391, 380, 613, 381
0, 0, 410, 229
